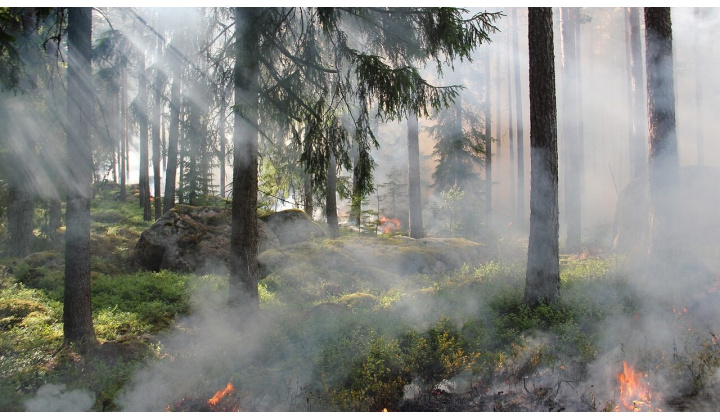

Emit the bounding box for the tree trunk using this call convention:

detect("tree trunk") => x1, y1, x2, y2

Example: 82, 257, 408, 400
119, 67, 127, 201
228, 7, 261, 312
153, 39, 163, 220
524, 7, 560, 306
484, 44, 492, 224
138, 52, 151, 221
7, 182, 34, 257
326, 152, 340, 238
629, 7, 647, 180
645, 7, 679, 260
512, 9, 526, 229
351, 143, 362, 230
163, 50, 181, 214
64, 6, 97, 350
561, 7, 583, 252
219, 93, 227, 198
407, 111, 424, 238
304, 173, 313, 218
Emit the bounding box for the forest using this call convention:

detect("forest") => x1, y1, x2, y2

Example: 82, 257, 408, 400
1, 6, 719, 412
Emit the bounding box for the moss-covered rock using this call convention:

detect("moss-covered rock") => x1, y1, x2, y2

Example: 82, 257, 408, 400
134, 205, 281, 273
257, 235, 490, 305
260, 208, 325, 246
0, 298, 48, 328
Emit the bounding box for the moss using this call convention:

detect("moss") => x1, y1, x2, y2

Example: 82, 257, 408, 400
19, 251, 62, 270
0, 298, 48, 328
338, 293, 377, 310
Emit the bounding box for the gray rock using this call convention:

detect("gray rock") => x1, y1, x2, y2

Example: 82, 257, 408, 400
260, 208, 326, 246
134, 205, 280, 272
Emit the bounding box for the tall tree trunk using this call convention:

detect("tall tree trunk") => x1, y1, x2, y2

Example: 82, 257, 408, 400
219, 120, 226, 199
512, 8, 526, 228
228, 7, 260, 312
219, 84, 228, 199
561, 7, 583, 252
153, 40, 163, 220
304, 173, 313, 218
484, 44, 493, 224
407, 111, 424, 239
326, 152, 340, 238
629, 7, 647, 180
119, 67, 127, 201
138, 53, 151, 221
524, 7, 560, 306
163, 53, 180, 213
351, 143, 362, 230
7, 182, 34, 257
645, 7, 679, 260
64, 6, 97, 350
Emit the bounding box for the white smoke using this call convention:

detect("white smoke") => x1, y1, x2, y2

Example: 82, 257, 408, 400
24, 384, 95, 412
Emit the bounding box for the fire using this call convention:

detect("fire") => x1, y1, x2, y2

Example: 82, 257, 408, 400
614, 361, 662, 412
378, 215, 401, 234
207, 381, 239, 411
382, 408, 388, 412
208, 381, 234, 406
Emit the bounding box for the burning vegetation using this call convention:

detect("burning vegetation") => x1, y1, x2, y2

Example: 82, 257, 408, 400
614, 361, 662, 412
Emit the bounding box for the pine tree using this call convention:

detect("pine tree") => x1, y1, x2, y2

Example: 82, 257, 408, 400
524, 7, 560, 306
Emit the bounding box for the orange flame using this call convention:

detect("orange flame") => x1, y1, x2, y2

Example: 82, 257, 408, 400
208, 382, 234, 407
614, 361, 662, 412
382, 408, 388, 412
378, 215, 401, 234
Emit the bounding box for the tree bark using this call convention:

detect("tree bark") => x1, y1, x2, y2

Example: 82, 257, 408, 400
153, 39, 163, 220
228, 7, 261, 312
407, 111, 424, 238
512, 8, 526, 229
645, 7, 680, 260
138, 52, 151, 221
326, 152, 340, 238
119, 67, 127, 201
524, 7, 560, 306
163, 48, 181, 214
7, 182, 34, 257
64, 6, 97, 350
304, 173, 313, 218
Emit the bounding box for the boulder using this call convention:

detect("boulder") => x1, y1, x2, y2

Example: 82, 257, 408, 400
135, 205, 280, 273
613, 165, 720, 253
260, 209, 325, 246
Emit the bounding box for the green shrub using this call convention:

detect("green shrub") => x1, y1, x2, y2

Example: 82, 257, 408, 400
329, 335, 408, 411
401, 317, 479, 388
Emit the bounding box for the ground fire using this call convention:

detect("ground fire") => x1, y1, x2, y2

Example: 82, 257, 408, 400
614, 361, 662, 412
378, 215, 401, 234
165, 381, 240, 412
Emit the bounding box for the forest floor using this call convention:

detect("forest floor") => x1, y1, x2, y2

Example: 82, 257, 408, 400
1, 187, 720, 412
